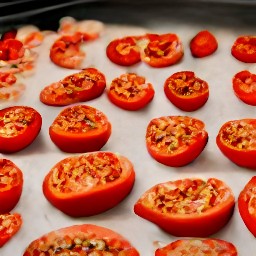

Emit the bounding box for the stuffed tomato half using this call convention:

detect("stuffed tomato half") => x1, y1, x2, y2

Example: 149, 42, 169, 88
134, 178, 235, 237
43, 151, 135, 217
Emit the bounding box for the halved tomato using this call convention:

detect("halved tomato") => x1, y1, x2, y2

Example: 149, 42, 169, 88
107, 73, 155, 111
232, 70, 256, 106
0, 212, 22, 247
238, 176, 256, 236
106, 36, 141, 66
216, 118, 256, 169
231, 35, 256, 63
190, 30, 218, 58
140, 33, 184, 68
0, 39, 24, 61
0, 106, 42, 153
23, 224, 140, 255
43, 151, 135, 217
134, 178, 235, 237
0, 159, 23, 214
164, 71, 209, 111
40, 68, 106, 106
155, 238, 238, 256
146, 116, 208, 167
49, 105, 111, 153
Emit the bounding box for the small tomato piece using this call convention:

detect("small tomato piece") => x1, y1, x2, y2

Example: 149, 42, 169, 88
49, 105, 111, 153
0, 212, 22, 247
134, 178, 235, 237
231, 35, 256, 63
140, 33, 184, 68
155, 238, 238, 256
0, 106, 42, 153
190, 30, 218, 58
1, 29, 17, 41
0, 159, 23, 214
23, 224, 140, 255
106, 36, 141, 66
164, 71, 209, 111
108, 73, 155, 111
238, 176, 256, 236
216, 119, 256, 169
43, 151, 135, 217
146, 116, 208, 167
232, 70, 256, 106
40, 68, 106, 106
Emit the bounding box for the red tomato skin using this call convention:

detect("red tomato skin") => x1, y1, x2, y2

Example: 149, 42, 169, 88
0, 213, 22, 248
134, 178, 235, 237
141, 33, 184, 68
155, 239, 238, 256
49, 106, 111, 153
216, 119, 256, 169
23, 224, 139, 256
231, 36, 256, 63
106, 36, 141, 66
232, 70, 256, 106
238, 176, 256, 236
43, 152, 135, 217
190, 30, 218, 58
164, 71, 209, 112
0, 106, 42, 153
0, 159, 23, 214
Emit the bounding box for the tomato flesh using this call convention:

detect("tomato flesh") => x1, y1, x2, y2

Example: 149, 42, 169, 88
0, 212, 22, 247
231, 35, 256, 63
190, 30, 218, 58
108, 73, 155, 110
146, 116, 208, 166
49, 105, 111, 153
43, 151, 135, 216
134, 178, 235, 237
40, 68, 106, 106
164, 71, 209, 111
23, 224, 139, 255
0, 159, 23, 214
216, 119, 256, 169
238, 176, 256, 236
155, 238, 238, 256
232, 70, 256, 106
0, 106, 42, 153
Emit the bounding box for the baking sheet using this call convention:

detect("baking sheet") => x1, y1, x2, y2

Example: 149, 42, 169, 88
1, 2, 256, 255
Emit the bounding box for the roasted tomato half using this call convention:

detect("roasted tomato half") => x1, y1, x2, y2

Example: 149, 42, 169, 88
0, 106, 42, 153
0, 212, 22, 247
231, 35, 256, 63
216, 119, 256, 169
0, 159, 23, 214
155, 238, 238, 256
134, 178, 235, 237
190, 30, 218, 58
43, 151, 135, 217
238, 176, 256, 236
164, 71, 209, 111
40, 68, 106, 106
106, 36, 141, 66
0, 39, 24, 61
107, 73, 155, 111
140, 33, 184, 68
23, 224, 140, 255
49, 105, 111, 153
146, 116, 208, 167
232, 70, 256, 106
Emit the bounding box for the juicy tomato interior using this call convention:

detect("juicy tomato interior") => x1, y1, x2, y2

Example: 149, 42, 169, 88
50, 105, 106, 134
146, 116, 205, 154
140, 178, 229, 215
156, 239, 238, 256
49, 152, 122, 194
0, 73, 17, 86
0, 107, 38, 138
0, 39, 24, 61
165, 71, 208, 97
